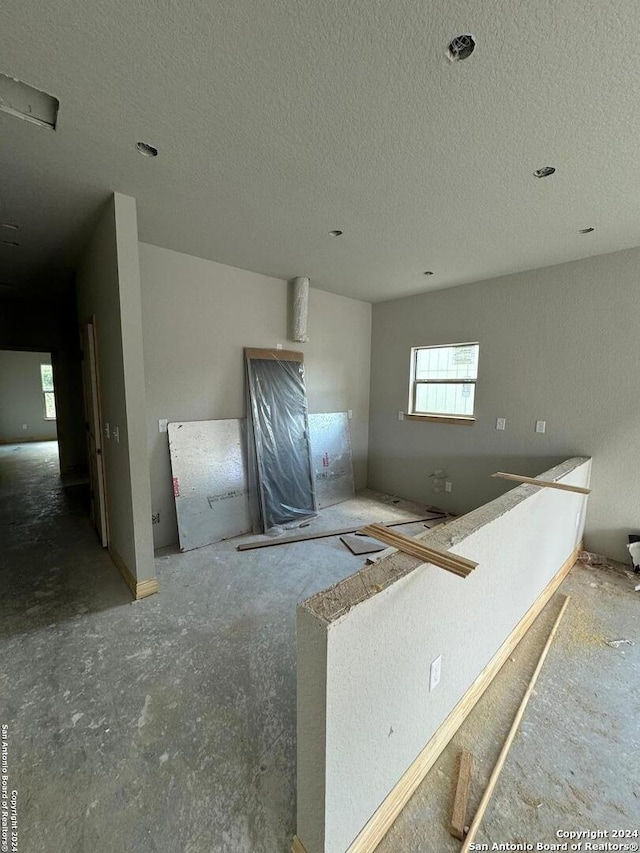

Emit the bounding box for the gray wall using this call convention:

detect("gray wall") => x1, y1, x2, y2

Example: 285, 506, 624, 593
0, 295, 87, 474
139, 243, 372, 549
76, 193, 155, 582
368, 246, 640, 562
0, 350, 58, 442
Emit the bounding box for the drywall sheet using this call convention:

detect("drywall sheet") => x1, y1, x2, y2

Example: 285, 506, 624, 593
245, 348, 317, 530
308, 412, 355, 509
296, 457, 592, 852
168, 419, 251, 551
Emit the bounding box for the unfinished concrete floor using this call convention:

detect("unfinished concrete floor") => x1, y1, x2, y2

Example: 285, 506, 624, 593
1, 441, 638, 853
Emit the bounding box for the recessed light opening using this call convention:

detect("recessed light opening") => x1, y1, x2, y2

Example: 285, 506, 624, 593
2, 241, 19, 247
534, 166, 556, 178
447, 34, 476, 62
136, 142, 158, 157
328, 230, 343, 237
579, 227, 595, 234
424, 271, 434, 276
1, 223, 18, 231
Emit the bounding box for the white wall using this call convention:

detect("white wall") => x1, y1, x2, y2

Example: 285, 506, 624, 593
0, 350, 58, 442
139, 243, 372, 549
369, 247, 640, 562
297, 458, 590, 853
76, 193, 155, 583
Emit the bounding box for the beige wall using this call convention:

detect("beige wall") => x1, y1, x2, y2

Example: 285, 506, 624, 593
369, 246, 640, 562
0, 350, 58, 442
76, 194, 155, 582
139, 243, 372, 549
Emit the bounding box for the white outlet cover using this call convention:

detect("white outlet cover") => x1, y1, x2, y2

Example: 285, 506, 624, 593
158, 418, 169, 433
496, 417, 506, 430
104, 422, 110, 439
276, 343, 283, 350
445, 481, 452, 492
430, 655, 442, 691
347, 409, 353, 419
398, 411, 405, 421
113, 426, 120, 444
535, 420, 546, 434
22, 423, 27, 429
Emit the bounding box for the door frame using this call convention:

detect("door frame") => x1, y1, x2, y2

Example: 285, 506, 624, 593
81, 318, 109, 547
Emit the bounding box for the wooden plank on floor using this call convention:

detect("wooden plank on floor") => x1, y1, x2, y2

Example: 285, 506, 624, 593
450, 750, 473, 840
236, 516, 442, 551
461, 595, 571, 853
340, 534, 388, 556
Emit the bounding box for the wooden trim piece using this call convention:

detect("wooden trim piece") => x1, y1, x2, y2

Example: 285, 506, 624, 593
405, 414, 475, 426
343, 541, 582, 853
292, 836, 309, 853
450, 750, 473, 841
245, 347, 304, 362
236, 517, 442, 552
108, 545, 159, 600
461, 595, 571, 853
359, 524, 477, 578
491, 472, 591, 495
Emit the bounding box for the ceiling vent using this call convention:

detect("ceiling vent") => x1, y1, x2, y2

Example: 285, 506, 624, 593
0, 72, 59, 130
447, 35, 476, 62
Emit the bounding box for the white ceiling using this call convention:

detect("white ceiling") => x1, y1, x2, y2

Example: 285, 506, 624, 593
2, 0, 640, 302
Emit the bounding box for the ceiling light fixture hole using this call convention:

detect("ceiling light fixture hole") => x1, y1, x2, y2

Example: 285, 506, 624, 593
534, 166, 556, 178
136, 142, 158, 157
328, 229, 343, 237
2, 240, 19, 247
447, 34, 476, 62
579, 227, 595, 234
1, 223, 18, 231
424, 271, 434, 276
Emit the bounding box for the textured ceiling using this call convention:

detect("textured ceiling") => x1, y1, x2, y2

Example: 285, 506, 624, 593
2, 0, 640, 302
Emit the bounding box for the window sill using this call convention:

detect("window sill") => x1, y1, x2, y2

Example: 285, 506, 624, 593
405, 414, 475, 426
43, 417, 57, 422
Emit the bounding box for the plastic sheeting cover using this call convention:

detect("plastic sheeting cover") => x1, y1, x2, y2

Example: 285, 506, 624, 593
246, 352, 317, 530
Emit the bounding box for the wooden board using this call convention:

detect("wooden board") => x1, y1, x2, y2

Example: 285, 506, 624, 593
359, 524, 476, 578
291, 836, 308, 853
237, 516, 441, 551
492, 472, 591, 495
339, 541, 582, 853
450, 750, 473, 840
461, 595, 571, 853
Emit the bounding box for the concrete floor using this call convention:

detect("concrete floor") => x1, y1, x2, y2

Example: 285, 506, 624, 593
1, 441, 638, 853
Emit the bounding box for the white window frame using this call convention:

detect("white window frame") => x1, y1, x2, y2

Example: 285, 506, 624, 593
40, 363, 56, 421
407, 342, 478, 425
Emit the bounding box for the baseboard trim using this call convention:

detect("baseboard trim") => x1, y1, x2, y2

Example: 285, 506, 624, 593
0, 437, 57, 445
292, 836, 309, 853
332, 541, 582, 853
109, 545, 159, 601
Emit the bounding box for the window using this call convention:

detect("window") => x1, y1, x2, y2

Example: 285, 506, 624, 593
40, 363, 56, 420
408, 342, 479, 422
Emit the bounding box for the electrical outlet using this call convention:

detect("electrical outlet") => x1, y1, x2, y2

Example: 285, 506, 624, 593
496, 417, 506, 431
398, 411, 405, 421
158, 418, 168, 433
276, 343, 283, 350
445, 481, 452, 493
347, 409, 353, 420
430, 655, 442, 691
535, 420, 546, 434
104, 422, 110, 439
113, 425, 120, 444
22, 423, 27, 430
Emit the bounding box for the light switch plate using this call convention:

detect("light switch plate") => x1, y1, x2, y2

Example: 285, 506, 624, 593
158, 418, 168, 433
535, 420, 546, 434
496, 417, 506, 430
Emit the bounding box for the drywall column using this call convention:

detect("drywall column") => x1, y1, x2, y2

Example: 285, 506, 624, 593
76, 193, 155, 592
